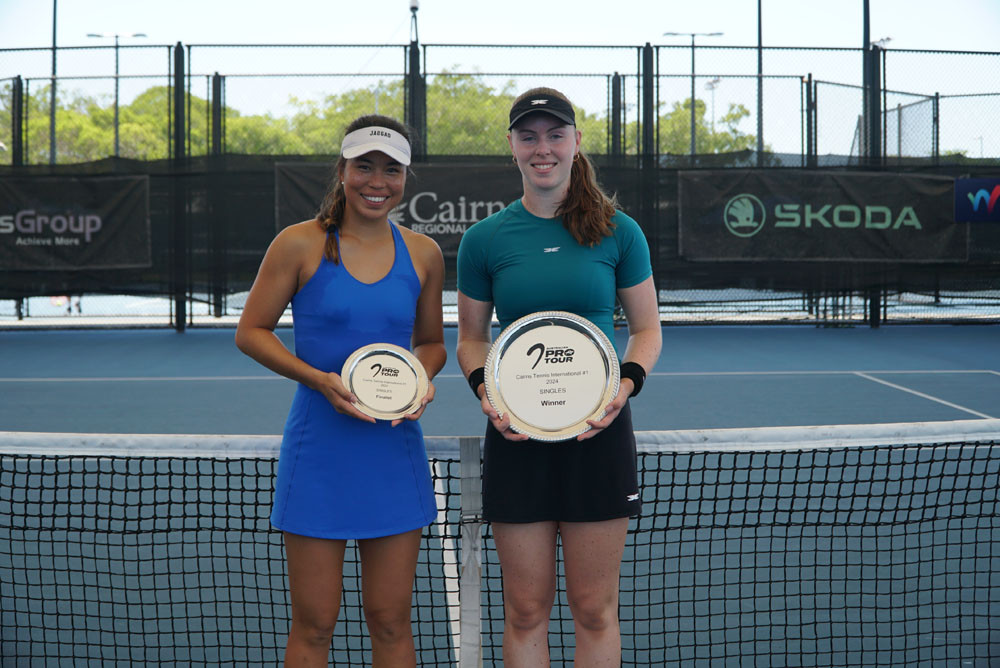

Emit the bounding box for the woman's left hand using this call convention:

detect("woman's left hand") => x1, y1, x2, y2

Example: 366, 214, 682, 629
391, 381, 436, 427
577, 378, 634, 441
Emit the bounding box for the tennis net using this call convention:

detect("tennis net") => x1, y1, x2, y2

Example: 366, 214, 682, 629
2, 421, 999, 667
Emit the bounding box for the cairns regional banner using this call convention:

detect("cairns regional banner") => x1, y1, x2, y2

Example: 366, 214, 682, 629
276, 163, 522, 260
678, 171, 965, 262
0, 176, 151, 270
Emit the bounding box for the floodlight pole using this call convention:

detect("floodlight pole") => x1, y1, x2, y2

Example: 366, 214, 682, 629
88, 32, 146, 156
757, 0, 764, 165
689, 35, 695, 157
50, 0, 57, 164
410, 0, 419, 43
862, 0, 871, 157
705, 78, 720, 134
664, 31, 723, 160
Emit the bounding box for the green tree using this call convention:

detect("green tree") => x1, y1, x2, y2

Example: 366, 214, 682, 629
3, 75, 764, 163
425, 70, 517, 155
655, 98, 759, 155
0, 81, 14, 164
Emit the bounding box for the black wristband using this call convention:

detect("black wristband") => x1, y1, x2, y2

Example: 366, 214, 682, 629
467, 367, 486, 398
620, 361, 646, 398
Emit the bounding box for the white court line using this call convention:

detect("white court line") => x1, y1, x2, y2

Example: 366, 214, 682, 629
646, 369, 1000, 377
3, 369, 998, 382
853, 372, 996, 419
434, 369, 999, 379
0, 375, 284, 382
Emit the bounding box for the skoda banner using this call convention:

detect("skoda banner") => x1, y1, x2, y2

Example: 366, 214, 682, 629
678, 171, 965, 262
0, 175, 151, 270
276, 163, 521, 260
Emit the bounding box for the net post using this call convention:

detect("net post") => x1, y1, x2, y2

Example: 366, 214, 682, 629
458, 436, 483, 668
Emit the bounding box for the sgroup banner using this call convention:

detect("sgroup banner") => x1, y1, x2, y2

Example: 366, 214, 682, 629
678, 171, 965, 262
0, 176, 151, 270
276, 163, 522, 259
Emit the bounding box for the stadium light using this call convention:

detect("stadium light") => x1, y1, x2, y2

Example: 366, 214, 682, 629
50, 0, 57, 164
87, 32, 147, 157
663, 31, 723, 158
705, 78, 720, 134
410, 0, 419, 43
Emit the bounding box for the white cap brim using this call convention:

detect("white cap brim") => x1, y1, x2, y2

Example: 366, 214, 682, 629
341, 126, 412, 165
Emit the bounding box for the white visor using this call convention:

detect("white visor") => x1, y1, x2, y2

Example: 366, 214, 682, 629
340, 126, 411, 166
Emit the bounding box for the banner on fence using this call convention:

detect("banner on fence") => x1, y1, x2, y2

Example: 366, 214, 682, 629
678, 171, 965, 261
276, 163, 522, 259
0, 176, 151, 270
954, 178, 1000, 223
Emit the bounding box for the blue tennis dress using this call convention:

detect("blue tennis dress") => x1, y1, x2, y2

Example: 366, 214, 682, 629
271, 222, 437, 540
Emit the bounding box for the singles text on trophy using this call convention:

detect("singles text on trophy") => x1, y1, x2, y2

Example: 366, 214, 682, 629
341, 343, 429, 420
484, 311, 619, 441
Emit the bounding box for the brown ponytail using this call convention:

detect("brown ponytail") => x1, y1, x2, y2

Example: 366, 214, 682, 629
315, 114, 413, 263
557, 151, 618, 246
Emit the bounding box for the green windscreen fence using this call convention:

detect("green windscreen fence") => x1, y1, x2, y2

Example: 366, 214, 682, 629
0, 159, 998, 324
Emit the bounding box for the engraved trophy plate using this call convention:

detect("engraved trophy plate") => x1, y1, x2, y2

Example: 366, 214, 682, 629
341, 343, 429, 420
484, 311, 620, 441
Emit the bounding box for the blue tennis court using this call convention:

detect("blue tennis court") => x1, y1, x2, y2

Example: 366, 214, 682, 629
2, 324, 998, 666
0, 325, 995, 435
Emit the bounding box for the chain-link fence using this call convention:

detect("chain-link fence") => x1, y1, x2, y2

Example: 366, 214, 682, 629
1, 42, 998, 327
4, 43, 998, 165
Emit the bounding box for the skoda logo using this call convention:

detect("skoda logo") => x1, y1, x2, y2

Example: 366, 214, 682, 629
723, 194, 766, 238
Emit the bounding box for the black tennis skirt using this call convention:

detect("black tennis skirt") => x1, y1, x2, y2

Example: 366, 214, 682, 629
482, 402, 640, 523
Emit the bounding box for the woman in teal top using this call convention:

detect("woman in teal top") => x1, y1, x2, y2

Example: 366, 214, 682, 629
457, 88, 662, 666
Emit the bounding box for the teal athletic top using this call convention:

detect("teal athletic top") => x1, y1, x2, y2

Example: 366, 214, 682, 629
457, 199, 652, 352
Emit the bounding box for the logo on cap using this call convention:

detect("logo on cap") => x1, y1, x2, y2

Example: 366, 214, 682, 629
531, 99, 549, 105
370, 129, 391, 138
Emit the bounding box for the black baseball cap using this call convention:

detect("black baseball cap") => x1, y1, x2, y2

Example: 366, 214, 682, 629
508, 94, 576, 130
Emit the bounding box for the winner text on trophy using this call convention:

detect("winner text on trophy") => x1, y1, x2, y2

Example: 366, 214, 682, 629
484, 311, 620, 441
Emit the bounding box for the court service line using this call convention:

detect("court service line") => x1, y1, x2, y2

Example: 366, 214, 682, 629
4, 369, 998, 382
647, 370, 999, 377
853, 372, 995, 419
0, 375, 284, 382
435, 369, 999, 379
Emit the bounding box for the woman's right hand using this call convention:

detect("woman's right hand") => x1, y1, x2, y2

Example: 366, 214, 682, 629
317, 371, 377, 424
479, 385, 530, 441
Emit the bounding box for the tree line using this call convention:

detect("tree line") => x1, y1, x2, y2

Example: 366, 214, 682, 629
0, 72, 761, 164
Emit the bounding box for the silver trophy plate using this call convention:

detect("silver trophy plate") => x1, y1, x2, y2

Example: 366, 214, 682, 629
484, 311, 620, 441
341, 343, 429, 420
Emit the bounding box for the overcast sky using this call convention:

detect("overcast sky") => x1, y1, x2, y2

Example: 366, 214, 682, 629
2, 0, 996, 156
0, 0, 998, 51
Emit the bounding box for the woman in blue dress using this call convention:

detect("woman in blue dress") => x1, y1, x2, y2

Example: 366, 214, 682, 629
236, 114, 446, 667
